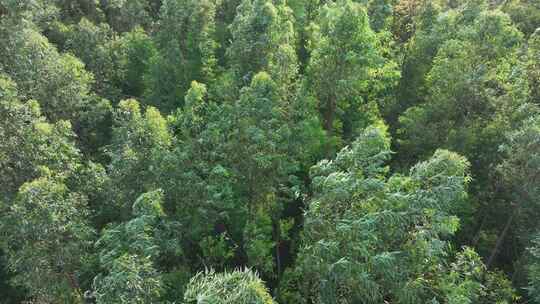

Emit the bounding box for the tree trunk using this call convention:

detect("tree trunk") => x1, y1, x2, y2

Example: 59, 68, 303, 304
323, 99, 335, 135
486, 209, 515, 269
472, 215, 486, 246
323, 98, 336, 156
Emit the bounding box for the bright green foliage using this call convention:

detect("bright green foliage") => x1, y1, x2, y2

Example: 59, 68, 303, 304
1, 170, 95, 303
225, 72, 315, 277
292, 125, 513, 303
292, 124, 513, 303
160, 81, 241, 261
93, 190, 169, 304
184, 269, 275, 304
93, 254, 162, 304
0, 74, 81, 200
107, 99, 172, 219
398, 9, 524, 165
166, 72, 323, 279
227, 0, 298, 92
0, 23, 95, 122
0, 21, 112, 154
437, 247, 517, 304
1, 0, 540, 302
394, 2, 536, 285
305, 0, 383, 148
144, 0, 219, 111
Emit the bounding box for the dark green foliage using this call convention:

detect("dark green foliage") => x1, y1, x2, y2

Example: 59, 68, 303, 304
143, 0, 219, 111
2, 170, 96, 303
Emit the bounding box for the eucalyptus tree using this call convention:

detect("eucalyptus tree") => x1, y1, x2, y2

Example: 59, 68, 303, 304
0, 22, 94, 122
93, 190, 173, 304
227, 0, 298, 87
287, 125, 515, 303
106, 99, 172, 220
528, 29, 540, 104
2, 170, 96, 303
497, 115, 540, 293
144, 0, 220, 111
528, 235, 540, 303
397, 7, 529, 262
0, 19, 112, 154
184, 269, 275, 304
101, 0, 153, 33
396, 1, 525, 161
116, 27, 157, 98
305, 0, 384, 150
0, 74, 81, 201
62, 18, 124, 101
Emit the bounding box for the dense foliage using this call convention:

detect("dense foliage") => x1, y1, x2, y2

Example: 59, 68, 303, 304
0, 0, 538, 303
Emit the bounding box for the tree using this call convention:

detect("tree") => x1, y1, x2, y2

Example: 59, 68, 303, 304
227, 0, 298, 93
0, 20, 112, 155
1, 170, 95, 303
116, 27, 157, 98
503, 0, 540, 37
62, 18, 123, 101
0, 74, 81, 201
143, 0, 219, 111
397, 8, 529, 267
106, 99, 172, 220
495, 114, 540, 277
290, 125, 514, 303
0, 22, 94, 122
101, 0, 153, 33
527, 235, 540, 303
527, 29, 540, 104
184, 269, 275, 304
92, 190, 171, 304
305, 0, 383, 150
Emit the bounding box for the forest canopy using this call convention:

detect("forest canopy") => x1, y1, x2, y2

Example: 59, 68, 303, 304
0, 0, 539, 303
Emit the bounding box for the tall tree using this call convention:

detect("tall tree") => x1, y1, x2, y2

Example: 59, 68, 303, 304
288, 125, 515, 303
144, 0, 219, 111
93, 190, 172, 304
106, 99, 172, 220
226, 0, 298, 99
0, 20, 112, 155
305, 0, 384, 151
527, 29, 540, 104
62, 18, 124, 101
1, 170, 95, 303
0, 74, 81, 201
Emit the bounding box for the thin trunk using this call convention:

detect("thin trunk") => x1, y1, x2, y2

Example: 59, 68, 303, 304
486, 210, 515, 269
275, 237, 281, 279
323, 99, 335, 135
472, 216, 486, 246
323, 98, 336, 156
